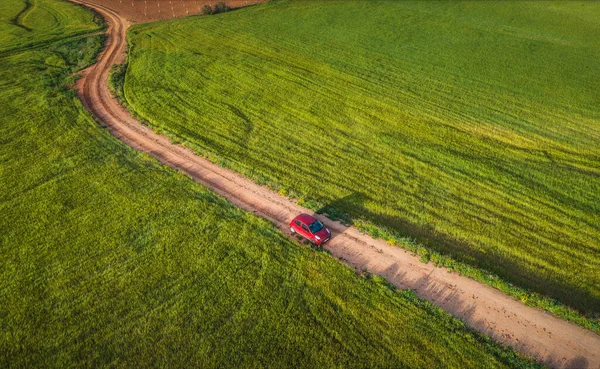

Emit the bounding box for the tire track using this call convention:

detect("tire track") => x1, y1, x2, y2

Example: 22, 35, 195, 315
12, 0, 35, 31
71, 2, 600, 368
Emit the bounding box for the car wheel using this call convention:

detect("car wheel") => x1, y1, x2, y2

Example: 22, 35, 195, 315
290, 227, 296, 234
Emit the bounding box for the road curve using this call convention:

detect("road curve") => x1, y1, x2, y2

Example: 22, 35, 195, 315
72, 1, 600, 368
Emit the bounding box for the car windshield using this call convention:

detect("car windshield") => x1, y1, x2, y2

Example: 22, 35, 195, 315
308, 220, 324, 233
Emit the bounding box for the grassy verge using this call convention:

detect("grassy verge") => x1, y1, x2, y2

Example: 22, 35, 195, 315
122, 0, 600, 318
0, 0, 542, 367
108, 61, 127, 102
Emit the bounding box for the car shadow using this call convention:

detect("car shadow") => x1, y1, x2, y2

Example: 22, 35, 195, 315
307, 191, 600, 315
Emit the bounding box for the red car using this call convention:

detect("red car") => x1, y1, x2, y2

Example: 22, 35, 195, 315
289, 213, 331, 246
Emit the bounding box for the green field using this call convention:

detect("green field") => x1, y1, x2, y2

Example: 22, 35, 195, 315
0, 0, 102, 55
0, 0, 540, 367
123, 0, 600, 315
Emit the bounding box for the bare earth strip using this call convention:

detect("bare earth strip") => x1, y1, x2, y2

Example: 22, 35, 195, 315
71, 1, 600, 368
77, 0, 267, 23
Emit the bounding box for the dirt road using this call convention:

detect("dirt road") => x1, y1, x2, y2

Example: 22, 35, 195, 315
73, 1, 600, 367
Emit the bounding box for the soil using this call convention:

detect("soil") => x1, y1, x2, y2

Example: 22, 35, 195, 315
72, 1, 600, 368
82, 0, 266, 23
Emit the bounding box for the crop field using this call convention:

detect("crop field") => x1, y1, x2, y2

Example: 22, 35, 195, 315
0, 0, 103, 54
123, 0, 600, 315
0, 0, 540, 367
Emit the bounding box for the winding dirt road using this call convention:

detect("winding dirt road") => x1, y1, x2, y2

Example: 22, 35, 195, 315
73, 1, 600, 368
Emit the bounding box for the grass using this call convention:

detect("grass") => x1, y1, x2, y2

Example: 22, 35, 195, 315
0, 0, 103, 55
0, 0, 541, 367
11, 0, 35, 31
122, 0, 600, 318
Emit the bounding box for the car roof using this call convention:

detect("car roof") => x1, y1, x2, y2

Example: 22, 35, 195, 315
294, 213, 317, 224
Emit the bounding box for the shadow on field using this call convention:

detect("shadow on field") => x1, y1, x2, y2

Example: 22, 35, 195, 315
564, 356, 589, 369
317, 192, 599, 315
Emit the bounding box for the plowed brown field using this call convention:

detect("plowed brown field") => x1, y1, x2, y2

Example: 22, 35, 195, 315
83, 0, 265, 23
